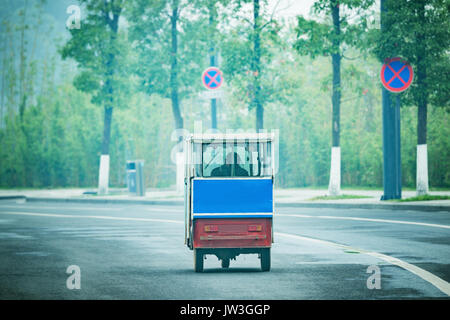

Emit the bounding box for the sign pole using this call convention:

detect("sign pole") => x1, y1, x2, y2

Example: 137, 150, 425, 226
381, 88, 401, 200
201, 66, 222, 134
210, 54, 217, 129
394, 94, 402, 198
208, 4, 218, 130
379, 55, 413, 200
380, 0, 402, 200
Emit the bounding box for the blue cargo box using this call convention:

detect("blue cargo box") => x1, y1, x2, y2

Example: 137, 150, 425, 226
192, 178, 273, 219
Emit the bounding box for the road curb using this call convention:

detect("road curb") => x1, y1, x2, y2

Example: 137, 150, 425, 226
0, 195, 26, 201
0, 196, 443, 212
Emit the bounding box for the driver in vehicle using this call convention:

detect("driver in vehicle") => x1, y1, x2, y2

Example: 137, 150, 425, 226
211, 152, 249, 177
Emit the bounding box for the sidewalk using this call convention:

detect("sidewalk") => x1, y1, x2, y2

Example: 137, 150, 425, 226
0, 187, 449, 211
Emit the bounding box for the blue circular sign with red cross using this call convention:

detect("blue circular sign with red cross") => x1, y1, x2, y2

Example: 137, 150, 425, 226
202, 67, 223, 90
380, 57, 414, 93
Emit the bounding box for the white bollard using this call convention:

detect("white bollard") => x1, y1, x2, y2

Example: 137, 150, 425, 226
328, 146, 341, 196
98, 154, 110, 195
416, 144, 429, 196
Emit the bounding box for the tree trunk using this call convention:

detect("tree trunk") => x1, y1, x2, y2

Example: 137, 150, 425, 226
331, 53, 341, 148
328, 1, 341, 196
169, 2, 185, 194
416, 1, 427, 147
98, 4, 121, 195
19, 1, 27, 121
0, 42, 4, 127
417, 86, 427, 146
101, 106, 113, 155
416, 0, 428, 195
253, 0, 263, 131
331, 1, 341, 148
209, 3, 217, 130
98, 103, 113, 195
170, 5, 183, 132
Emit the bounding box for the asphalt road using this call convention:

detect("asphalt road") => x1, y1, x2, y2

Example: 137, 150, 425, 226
0, 200, 449, 299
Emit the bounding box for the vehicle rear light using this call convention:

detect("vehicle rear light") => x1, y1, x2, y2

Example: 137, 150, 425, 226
248, 225, 262, 232
204, 225, 218, 232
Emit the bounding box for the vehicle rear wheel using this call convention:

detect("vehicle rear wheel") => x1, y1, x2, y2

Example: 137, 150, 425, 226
260, 248, 271, 272
221, 258, 230, 269
194, 249, 204, 273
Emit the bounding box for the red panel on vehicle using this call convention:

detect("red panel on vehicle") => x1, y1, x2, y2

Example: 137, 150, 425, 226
193, 218, 272, 248
218, 224, 247, 233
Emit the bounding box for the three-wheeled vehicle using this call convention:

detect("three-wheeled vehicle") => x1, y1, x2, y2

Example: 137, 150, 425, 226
184, 133, 275, 272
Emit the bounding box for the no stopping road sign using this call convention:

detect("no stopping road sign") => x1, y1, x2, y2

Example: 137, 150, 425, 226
202, 67, 223, 90
380, 57, 414, 93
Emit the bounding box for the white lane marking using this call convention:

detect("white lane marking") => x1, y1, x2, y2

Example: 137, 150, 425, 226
0, 204, 184, 213
275, 232, 450, 296
2, 210, 448, 296
0, 211, 183, 224
0, 205, 122, 211
277, 213, 450, 229
59, 231, 153, 235
143, 207, 183, 213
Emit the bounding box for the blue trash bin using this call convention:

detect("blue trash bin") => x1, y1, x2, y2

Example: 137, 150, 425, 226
126, 161, 137, 194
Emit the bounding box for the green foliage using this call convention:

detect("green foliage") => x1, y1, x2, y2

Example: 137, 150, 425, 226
0, 83, 102, 187
295, 17, 331, 58
126, 0, 209, 100
294, 0, 375, 58
61, 0, 131, 109
220, 0, 281, 112
308, 194, 372, 200
391, 194, 450, 202
373, 0, 450, 109
0, 0, 449, 191
401, 105, 450, 187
